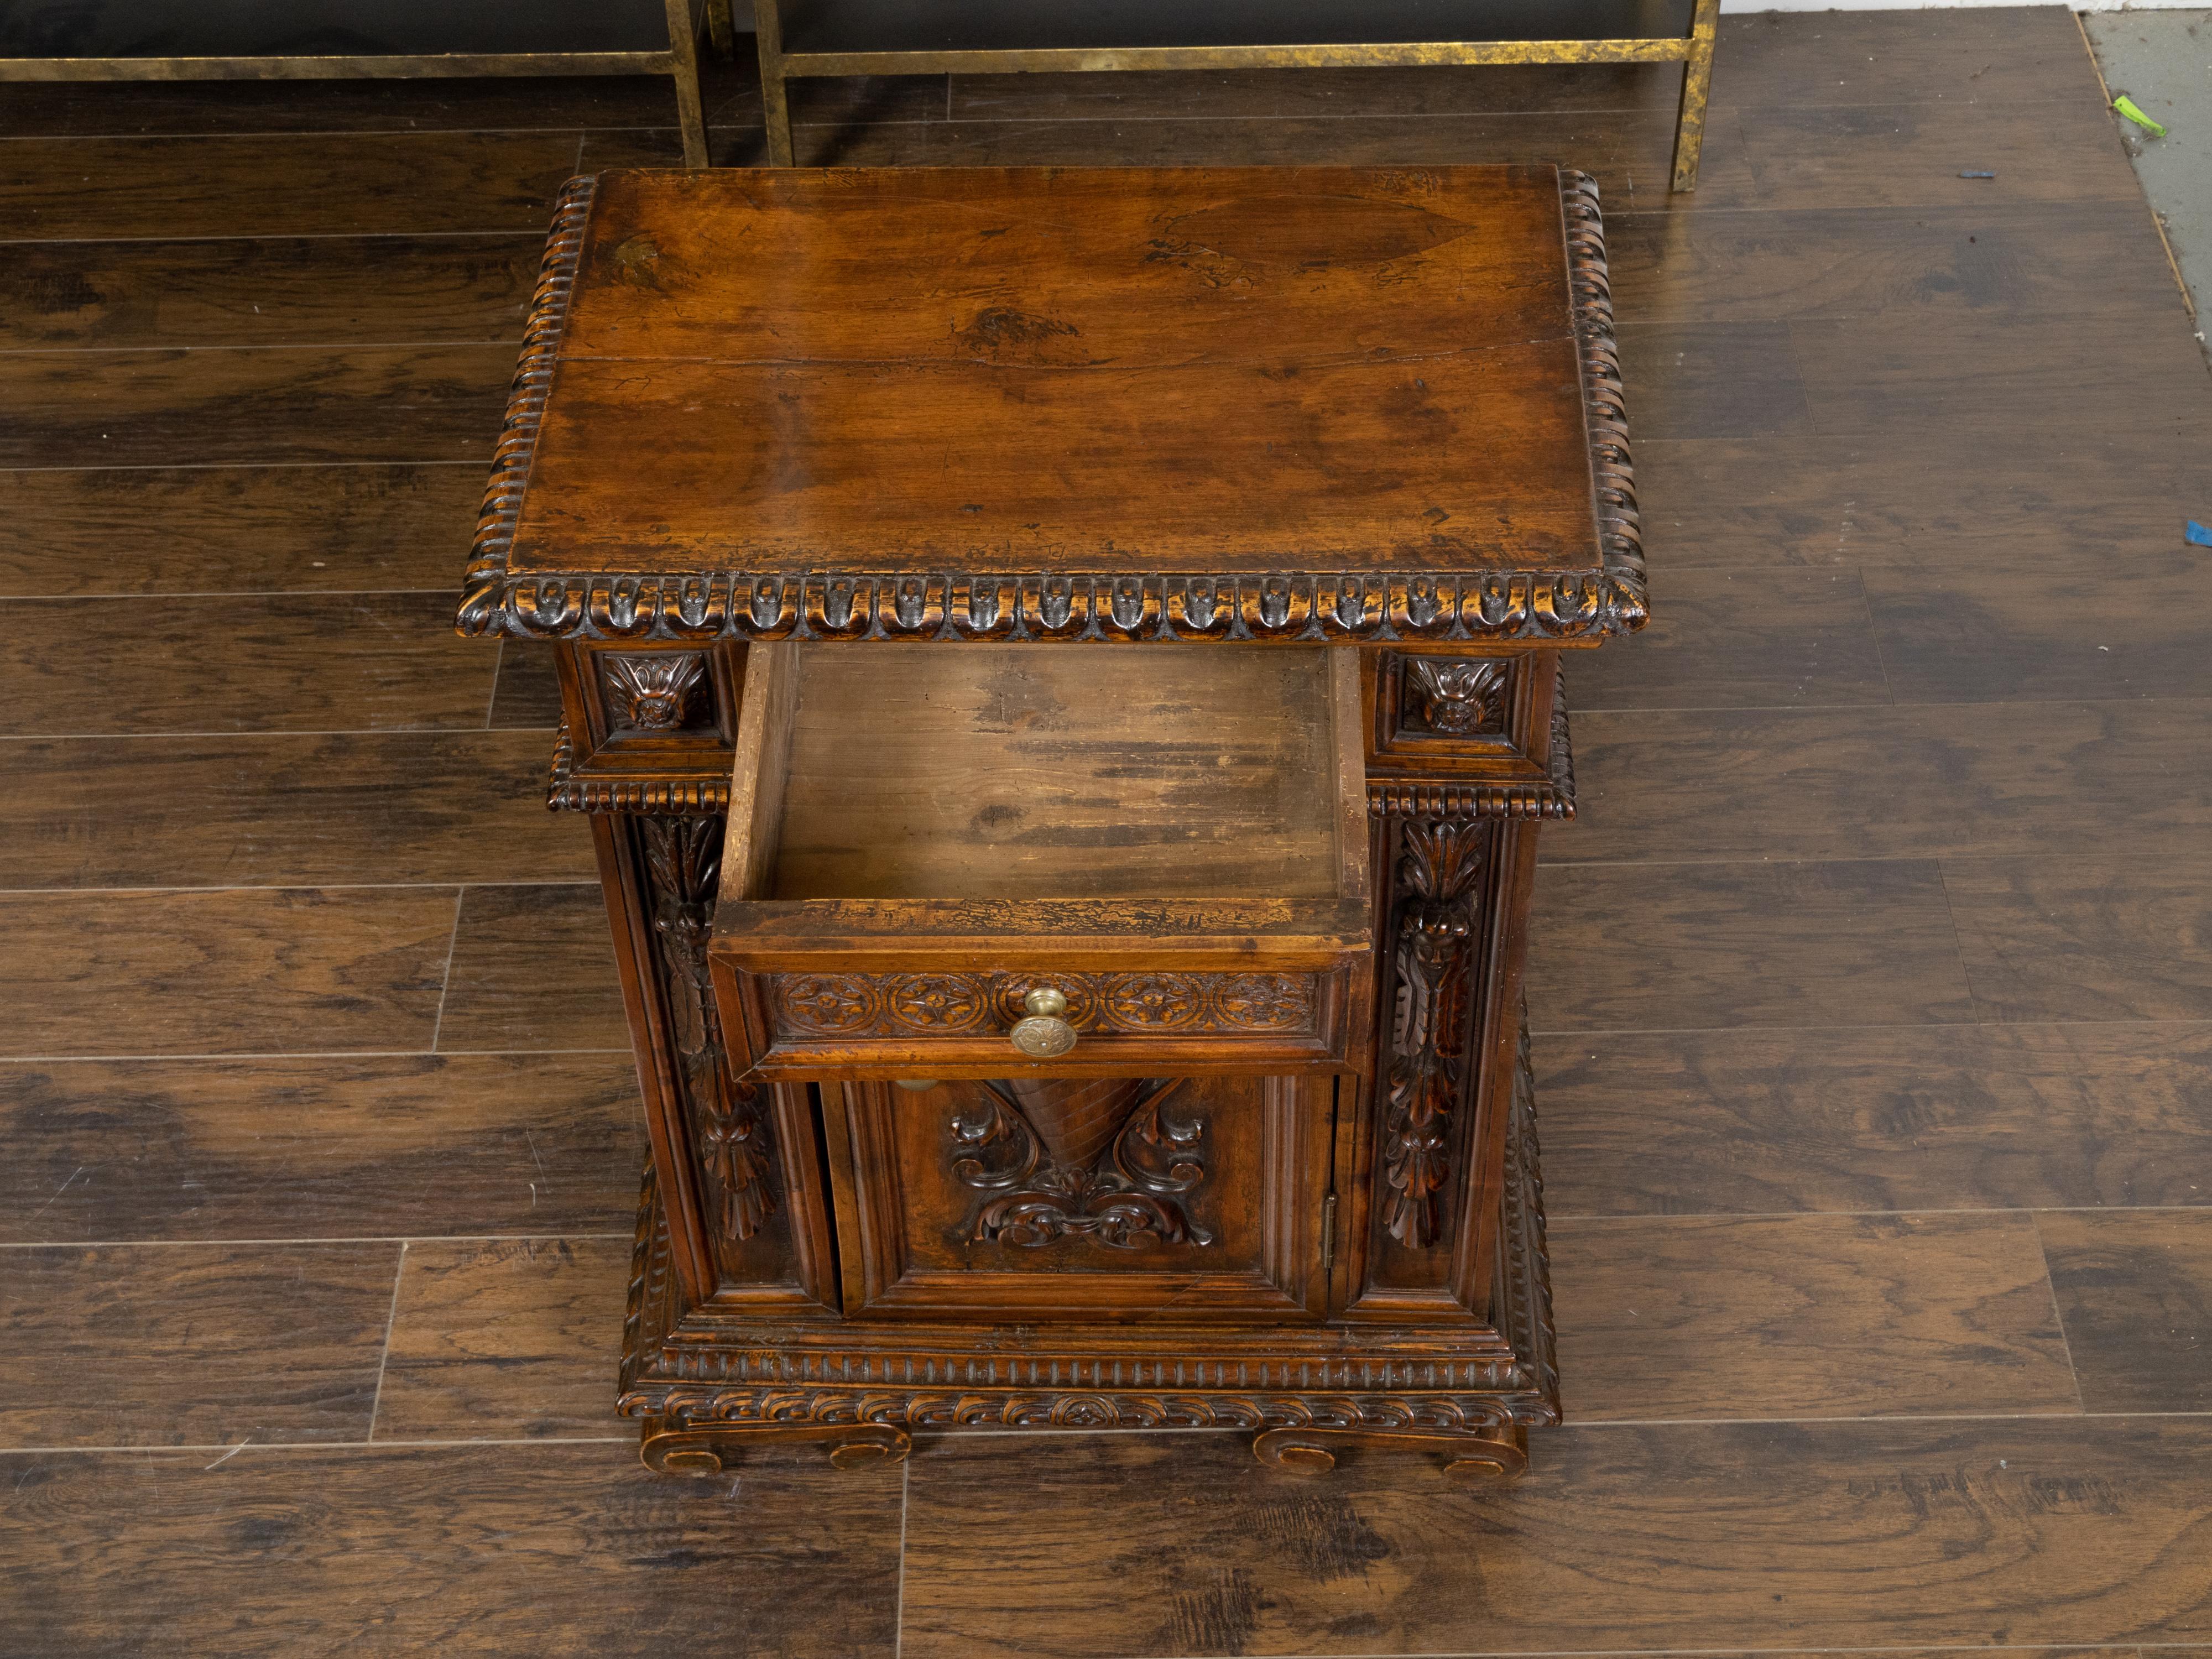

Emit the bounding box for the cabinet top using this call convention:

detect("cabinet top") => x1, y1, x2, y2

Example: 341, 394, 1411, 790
457, 164, 1642, 647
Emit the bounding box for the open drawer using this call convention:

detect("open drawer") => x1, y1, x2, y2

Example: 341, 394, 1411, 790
706, 644, 1373, 1081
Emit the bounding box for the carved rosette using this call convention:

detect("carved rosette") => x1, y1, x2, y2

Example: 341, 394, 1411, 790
1404, 658, 1510, 735
599, 651, 708, 732
636, 815, 776, 1243
1381, 820, 1488, 1249
950, 1082, 1212, 1250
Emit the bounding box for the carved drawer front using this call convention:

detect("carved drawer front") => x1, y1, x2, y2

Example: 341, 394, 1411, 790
706, 641, 1374, 1081
825, 1074, 1334, 1322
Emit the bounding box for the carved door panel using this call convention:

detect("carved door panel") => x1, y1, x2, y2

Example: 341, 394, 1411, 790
823, 1074, 1334, 1322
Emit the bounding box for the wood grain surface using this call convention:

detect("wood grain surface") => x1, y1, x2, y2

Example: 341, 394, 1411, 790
2039, 1211, 2212, 1413
0, 236, 539, 351
895, 1422, 2212, 1656
0, 342, 512, 467
0, 594, 503, 734
1536, 1023, 2212, 1215
0, 1243, 399, 1446
0, 465, 482, 597
8, 11, 2211, 1653
0, 1444, 905, 1658
0, 732, 593, 888
0, 1055, 644, 1243
435, 885, 628, 1053
374, 1237, 631, 1440
1526, 859, 1976, 1031
0, 888, 456, 1056
0, 132, 584, 239
1551, 1213, 2080, 1418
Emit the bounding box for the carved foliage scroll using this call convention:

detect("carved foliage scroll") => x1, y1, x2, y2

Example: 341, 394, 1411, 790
771, 970, 1316, 1039
950, 1082, 1213, 1250
1381, 820, 1489, 1250
636, 815, 776, 1243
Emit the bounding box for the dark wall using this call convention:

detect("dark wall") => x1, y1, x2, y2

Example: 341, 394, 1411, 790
0, 1, 692, 56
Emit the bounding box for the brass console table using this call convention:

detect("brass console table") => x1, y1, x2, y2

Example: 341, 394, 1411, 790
749, 0, 1719, 190
1, 0, 720, 170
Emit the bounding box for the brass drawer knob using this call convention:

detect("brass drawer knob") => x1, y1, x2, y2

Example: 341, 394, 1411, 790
1008, 986, 1077, 1058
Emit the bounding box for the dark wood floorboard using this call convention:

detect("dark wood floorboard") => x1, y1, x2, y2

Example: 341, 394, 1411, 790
1739, 98, 2146, 210
374, 1237, 632, 1441
1551, 1212, 2079, 1420
6, 9, 2210, 1652
0, 1241, 398, 1447
0, 235, 539, 351
1637, 425, 2200, 569
1526, 859, 1977, 1032
0, 132, 584, 239
1554, 701, 2212, 864
0, 732, 592, 889
0, 464, 482, 597
0, 1444, 906, 1658
1536, 1023, 2212, 1215
0, 1055, 643, 1244
1863, 551, 2212, 703
1606, 201, 2185, 324
488, 640, 566, 729
0, 593, 502, 734
2039, 1211, 2212, 1413
1943, 855, 2212, 1024
895, 1423, 2212, 1656
1562, 566, 1892, 712
435, 885, 629, 1054
0, 887, 456, 1057
0, 342, 512, 467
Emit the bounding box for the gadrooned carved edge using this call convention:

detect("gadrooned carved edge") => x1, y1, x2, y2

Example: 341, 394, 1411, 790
456, 173, 596, 640
1366, 663, 1577, 821
615, 1068, 1562, 1428
460, 567, 1650, 647
1560, 168, 1646, 635
623, 1387, 1527, 1436
546, 723, 734, 816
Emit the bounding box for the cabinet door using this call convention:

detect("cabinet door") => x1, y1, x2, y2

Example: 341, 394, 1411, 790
824, 1074, 1335, 1323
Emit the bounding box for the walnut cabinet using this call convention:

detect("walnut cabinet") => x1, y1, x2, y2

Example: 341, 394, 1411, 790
457, 162, 1644, 1480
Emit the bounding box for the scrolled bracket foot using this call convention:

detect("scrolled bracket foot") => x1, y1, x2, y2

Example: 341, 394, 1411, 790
1251, 1422, 1529, 1484
639, 1414, 912, 1474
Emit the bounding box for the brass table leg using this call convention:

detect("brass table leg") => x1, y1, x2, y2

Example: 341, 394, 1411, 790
1672, 0, 1720, 191
663, 0, 712, 168
753, 0, 795, 165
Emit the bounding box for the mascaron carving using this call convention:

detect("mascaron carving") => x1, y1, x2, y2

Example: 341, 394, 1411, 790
599, 651, 708, 732
951, 1082, 1213, 1250
769, 970, 1316, 1039
1381, 820, 1488, 1250
636, 815, 776, 1243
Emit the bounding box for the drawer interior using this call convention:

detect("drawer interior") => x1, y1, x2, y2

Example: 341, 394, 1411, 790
766, 645, 1359, 901
720, 643, 1369, 916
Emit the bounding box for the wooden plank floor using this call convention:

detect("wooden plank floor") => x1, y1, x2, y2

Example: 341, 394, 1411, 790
4, 11, 2211, 1653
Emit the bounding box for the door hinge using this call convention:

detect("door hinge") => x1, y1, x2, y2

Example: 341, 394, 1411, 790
1321, 1192, 1338, 1270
